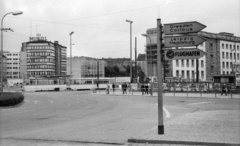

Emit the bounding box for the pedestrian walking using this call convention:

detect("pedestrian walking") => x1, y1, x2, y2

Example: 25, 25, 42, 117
145, 84, 149, 94
221, 84, 227, 96
106, 84, 110, 94
112, 83, 115, 94
141, 84, 145, 95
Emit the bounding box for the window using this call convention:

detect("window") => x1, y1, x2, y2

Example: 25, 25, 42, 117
223, 71, 225, 74
181, 60, 184, 67
238, 53, 240, 60
222, 43, 224, 49
226, 62, 229, 69
237, 45, 239, 51
187, 70, 190, 79
230, 53, 232, 59
222, 62, 225, 69
176, 60, 179, 67
176, 70, 179, 77
201, 60, 204, 68
181, 70, 184, 78
230, 44, 232, 50
191, 60, 194, 67
186, 60, 189, 67
226, 52, 228, 59
192, 71, 195, 79
226, 44, 228, 49
222, 52, 224, 59
201, 71, 204, 79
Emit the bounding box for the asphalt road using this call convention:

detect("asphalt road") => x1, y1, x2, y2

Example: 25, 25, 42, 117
0, 91, 239, 146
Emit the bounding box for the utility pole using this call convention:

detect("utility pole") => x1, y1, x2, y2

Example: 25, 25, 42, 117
157, 18, 164, 135
135, 37, 137, 82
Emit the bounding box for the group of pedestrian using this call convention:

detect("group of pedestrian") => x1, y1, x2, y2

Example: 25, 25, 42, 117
221, 84, 229, 96
141, 83, 152, 95
121, 82, 132, 94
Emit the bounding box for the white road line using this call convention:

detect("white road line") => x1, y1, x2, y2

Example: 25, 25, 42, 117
188, 102, 211, 105
156, 103, 171, 118
163, 107, 171, 118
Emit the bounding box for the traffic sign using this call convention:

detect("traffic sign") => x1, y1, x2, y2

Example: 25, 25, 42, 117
164, 21, 206, 35
164, 35, 206, 47
164, 48, 206, 60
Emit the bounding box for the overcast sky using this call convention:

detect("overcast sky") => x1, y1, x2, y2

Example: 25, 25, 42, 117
1, 0, 239, 59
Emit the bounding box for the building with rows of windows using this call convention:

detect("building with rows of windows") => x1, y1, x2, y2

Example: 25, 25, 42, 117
3, 52, 20, 79
20, 34, 67, 79
144, 28, 240, 82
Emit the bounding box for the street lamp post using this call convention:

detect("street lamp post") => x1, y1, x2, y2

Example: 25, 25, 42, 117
142, 34, 154, 77
1, 11, 23, 98
69, 31, 74, 77
126, 20, 133, 83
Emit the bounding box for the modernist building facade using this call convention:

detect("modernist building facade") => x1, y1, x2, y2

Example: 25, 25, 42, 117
4, 52, 20, 79
67, 56, 105, 78
20, 34, 67, 78
136, 54, 148, 77
0, 54, 7, 82
144, 28, 240, 82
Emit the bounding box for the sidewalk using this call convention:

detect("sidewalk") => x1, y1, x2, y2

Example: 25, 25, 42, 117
128, 110, 240, 146
97, 89, 240, 99
96, 90, 240, 146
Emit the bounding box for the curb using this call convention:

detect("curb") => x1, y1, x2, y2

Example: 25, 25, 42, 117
128, 138, 240, 146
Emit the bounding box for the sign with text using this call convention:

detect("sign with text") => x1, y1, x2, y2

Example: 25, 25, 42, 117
164, 48, 205, 60
164, 21, 206, 35
164, 35, 206, 47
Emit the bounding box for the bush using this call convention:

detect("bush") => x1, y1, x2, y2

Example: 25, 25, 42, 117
0, 92, 24, 107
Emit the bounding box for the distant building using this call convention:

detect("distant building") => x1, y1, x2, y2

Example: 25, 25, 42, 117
20, 34, 67, 78
67, 56, 105, 78
136, 54, 147, 76
3, 52, 20, 79
102, 58, 130, 72
144, 28, 240, 82
0, 54, 7, 82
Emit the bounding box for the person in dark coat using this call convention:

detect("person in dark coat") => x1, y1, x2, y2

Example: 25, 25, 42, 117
141, 84, 145, 95
221, 84, 227, 96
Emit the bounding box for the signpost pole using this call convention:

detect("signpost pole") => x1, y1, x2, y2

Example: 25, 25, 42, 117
157, 19, 164, 135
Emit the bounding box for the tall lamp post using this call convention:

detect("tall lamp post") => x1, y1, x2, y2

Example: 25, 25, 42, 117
142, 34, 154, 77
69, 31, 74, 77
1, 11, 23, 98
126, 20, 133, 83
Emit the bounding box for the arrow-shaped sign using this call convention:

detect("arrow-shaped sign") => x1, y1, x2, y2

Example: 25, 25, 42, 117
164, 48, 206, 60
164, 35, 206, 47
164, 21, 206, 35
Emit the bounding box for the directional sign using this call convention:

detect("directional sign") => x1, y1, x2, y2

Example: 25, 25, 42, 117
164, 35, 206, 47
164, 21, 206, 35
164, 48, 206, 60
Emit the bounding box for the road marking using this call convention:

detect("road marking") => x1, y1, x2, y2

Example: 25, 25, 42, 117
156, 104, 171, 118
33, 100, 38, 104
188, 102, 211, 105
163, 107, 171, 118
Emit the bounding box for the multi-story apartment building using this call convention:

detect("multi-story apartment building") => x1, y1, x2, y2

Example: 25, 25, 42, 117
144, 28, 240, 82
0, 54, 7, 82
20, 34, 67, 78
67, 56, 105, 78
3, 52, 20, 79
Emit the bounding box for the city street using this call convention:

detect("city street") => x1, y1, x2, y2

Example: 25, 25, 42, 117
0, 91, 239, 146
